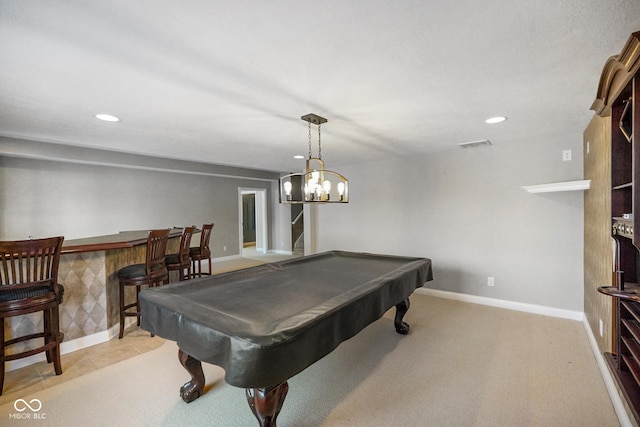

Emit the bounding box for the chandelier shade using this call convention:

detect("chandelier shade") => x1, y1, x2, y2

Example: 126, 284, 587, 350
279, 114, 349, 204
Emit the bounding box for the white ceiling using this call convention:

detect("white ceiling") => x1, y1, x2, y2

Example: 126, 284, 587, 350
1, 1, 639, 173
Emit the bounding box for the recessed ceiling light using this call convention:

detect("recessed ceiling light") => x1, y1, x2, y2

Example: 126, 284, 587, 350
293, 155, 305, 159
485, 116, 506, 124
95, 114, 120, 122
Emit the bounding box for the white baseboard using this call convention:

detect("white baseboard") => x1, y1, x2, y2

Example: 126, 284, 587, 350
212, 254, 241, 263
582, 317, 634, 427
6, 324, 119, 372
215, 250, 294, 261
416, 287, 584, 321
271, 249, 293, 255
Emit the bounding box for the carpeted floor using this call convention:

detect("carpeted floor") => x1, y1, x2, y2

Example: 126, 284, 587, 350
0, 293, 619, 426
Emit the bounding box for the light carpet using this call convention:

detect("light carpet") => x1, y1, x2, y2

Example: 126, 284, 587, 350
0, 294, 619, 426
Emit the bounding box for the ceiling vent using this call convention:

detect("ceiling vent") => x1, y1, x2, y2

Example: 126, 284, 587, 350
457, 139, 492, 148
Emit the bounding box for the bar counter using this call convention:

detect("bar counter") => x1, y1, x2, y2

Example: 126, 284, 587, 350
7, 229, 183, 360
62, 229, 183, 254
61, 229, 182, 340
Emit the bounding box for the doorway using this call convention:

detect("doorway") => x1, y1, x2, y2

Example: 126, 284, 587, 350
239, 188, 268, 255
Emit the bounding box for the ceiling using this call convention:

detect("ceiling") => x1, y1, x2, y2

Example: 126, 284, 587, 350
1, 1, 639, 173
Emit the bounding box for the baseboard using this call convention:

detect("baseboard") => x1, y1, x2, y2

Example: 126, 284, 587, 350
416, 287, 584, 321
582, 317, 635, 427
6, 325, 119, 372
215, 250, 294, 260
270, 249, 293, 255
212, 254, 242, 263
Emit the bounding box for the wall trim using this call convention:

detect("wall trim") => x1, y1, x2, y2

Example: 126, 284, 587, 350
416, 287, 584, 320
271, 249, 294, 255
583, 317, 634, 427
213, 254, 242, 263
6, 325, 119, 372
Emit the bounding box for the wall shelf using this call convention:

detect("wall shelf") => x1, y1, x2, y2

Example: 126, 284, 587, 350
521, 180, 591, 193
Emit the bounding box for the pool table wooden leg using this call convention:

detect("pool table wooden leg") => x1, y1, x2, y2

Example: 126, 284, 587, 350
394, 298, 411, 335
246, 382, 289, 427
178, 348, 205, 403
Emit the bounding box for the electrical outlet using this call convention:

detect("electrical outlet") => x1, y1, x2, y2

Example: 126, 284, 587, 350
223, 246, 227, 252
487, 276, 494, 287
562, 150, 572, 161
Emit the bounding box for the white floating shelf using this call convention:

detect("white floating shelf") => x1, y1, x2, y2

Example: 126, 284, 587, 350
521, 179, 591, 193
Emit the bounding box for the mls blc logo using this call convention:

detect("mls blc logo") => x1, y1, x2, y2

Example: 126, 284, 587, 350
10, 398, 46, 420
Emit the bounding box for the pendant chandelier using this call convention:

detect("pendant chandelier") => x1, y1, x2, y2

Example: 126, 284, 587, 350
279, 114, 349, 204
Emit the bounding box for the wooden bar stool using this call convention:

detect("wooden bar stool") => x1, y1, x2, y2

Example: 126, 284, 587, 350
189, 223, 214, 277
166, 226, 196, 282
0, 236, 65, 395
117, 229, 169, 339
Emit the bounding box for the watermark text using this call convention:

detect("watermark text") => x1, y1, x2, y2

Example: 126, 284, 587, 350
9, 398, 46, 420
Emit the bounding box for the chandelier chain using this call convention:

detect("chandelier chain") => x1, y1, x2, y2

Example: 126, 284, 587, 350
318, 123, 322, 160
307, 122, 312, 159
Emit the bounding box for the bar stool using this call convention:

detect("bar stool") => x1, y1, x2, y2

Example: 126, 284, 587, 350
0, 236, 65, 395
165, 226, 196, 282
190, 223, 214, 277
117, 229, 169, 339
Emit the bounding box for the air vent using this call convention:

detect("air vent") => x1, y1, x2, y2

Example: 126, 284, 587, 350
457, 139, 492, 148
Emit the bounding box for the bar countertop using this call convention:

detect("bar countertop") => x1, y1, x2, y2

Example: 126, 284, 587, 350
61, 228, 183, 254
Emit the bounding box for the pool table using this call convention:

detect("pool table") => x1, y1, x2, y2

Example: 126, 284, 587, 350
140, 250, 433, 426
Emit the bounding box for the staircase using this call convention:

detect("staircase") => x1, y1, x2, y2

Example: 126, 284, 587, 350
291, 204, 304, 256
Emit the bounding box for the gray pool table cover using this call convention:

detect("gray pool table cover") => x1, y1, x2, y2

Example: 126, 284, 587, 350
140, 250, 433, 388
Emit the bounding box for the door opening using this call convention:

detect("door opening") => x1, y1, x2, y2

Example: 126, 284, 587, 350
239, 188, 268, 255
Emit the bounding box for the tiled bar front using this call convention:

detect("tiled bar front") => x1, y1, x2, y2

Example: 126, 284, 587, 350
5, 230, 180, 358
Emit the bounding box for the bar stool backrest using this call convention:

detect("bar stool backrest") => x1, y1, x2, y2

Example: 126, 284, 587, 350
0, 237, 64, 307
179, 226, 196, 264
0, 236, 65, 394
199, 223, 214, 256
146, 229, 169, 280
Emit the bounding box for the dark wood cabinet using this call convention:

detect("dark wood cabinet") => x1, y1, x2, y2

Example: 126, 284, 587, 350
595, 31, 640, 424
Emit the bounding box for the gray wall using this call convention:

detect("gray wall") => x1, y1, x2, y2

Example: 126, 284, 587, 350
1, 135, 586, 311
0, 138, 289, 257
316, 138, 585, 311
